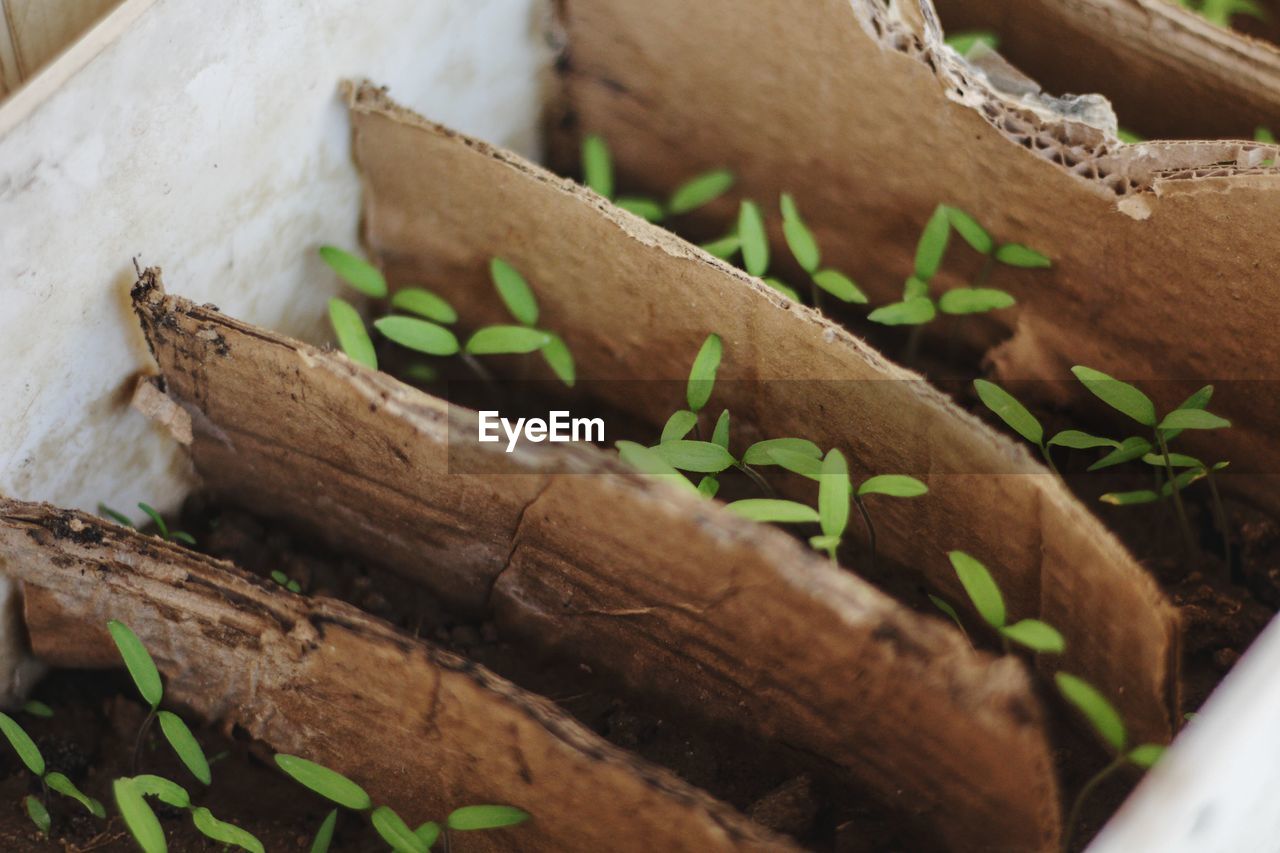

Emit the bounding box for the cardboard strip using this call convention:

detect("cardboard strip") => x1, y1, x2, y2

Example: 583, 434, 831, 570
345, 85, 1180, 744
130, 277, 1061, 851
0, 498, 788, 853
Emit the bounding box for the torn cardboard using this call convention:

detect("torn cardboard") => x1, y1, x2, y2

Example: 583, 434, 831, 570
130, 275, 1062, 851
345, 85, 1179, 745
0, 498, 787, 853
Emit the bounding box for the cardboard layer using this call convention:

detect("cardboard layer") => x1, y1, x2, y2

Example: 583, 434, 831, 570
346, 86, 1180, 744
552, 0, 1280, 513
130, 276, 1062, 851
0, 498, 787, 853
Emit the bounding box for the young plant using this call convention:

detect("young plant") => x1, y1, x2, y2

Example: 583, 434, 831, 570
581, 133, 734, 222
939, 551, 1065, 654
945, 31, 998, 57
1176, 0, 1265, 29
1055, 672, 1166, 851
99, 503, 197, 546
779, 193, 867, 309
108, 621, 212, 785
972, 379, 1119, 476
270, 570, 302, 593
0, 711, 104, 835
460, 258, 575, 387
116, 773, 262, 853
321, 245, 386, 370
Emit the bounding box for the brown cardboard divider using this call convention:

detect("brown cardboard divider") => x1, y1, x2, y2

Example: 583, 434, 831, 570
128, 276, 1062, 851
0, 498, 789, 853
345, 85, 1180, 745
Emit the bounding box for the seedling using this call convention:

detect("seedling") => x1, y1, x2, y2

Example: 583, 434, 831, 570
940, 551, 1065, 654
270, 570, 302, 593
779, 194, 867, 309
581, 133, 734, 222
1257, 126, 1275, 167
322, 246, 387, 370
116, 773, 262, 853
972, 379, 1119, 476
22, 700, 53, 719
1055, 672, 1166, 851
108, 621, 212, 785
945, 31, 999, 57
0, 711, 105, 835
463, 258, 575, 387
99, 503, 196, 546
1176, 0, 1265, 28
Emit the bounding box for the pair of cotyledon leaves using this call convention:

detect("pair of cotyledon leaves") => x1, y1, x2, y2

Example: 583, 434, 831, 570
581, 133, 735, 223
937, 551, 1065, 654
116, 774, 262, 853
0, 711, 106, 834
1055, 673, 1165, 768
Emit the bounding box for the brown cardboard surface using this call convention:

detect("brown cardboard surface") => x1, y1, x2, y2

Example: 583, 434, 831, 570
551, 0, 1280, 515
345, 85, 1180, 746
0, 498, 787, 853
129, 275, 1062, 851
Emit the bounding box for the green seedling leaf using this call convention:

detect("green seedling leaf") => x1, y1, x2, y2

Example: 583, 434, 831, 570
726, 499, 820, 524
738, 200, 770, 276
857, 475, 928, 498
1128, 744, 1166, 768
319, 246, 387, 298
25, 794, 50, 834
616, 196, 665, 222
401, 363, 438, 384
287, 580, 302, 593
914, 205, 951, 280
1072, 366, 1157, 426
662, 410, 699, 443
929, 594, 968, 634
701, 233, 742, 261
999, 619, 1065, 654
192, 807, 264, 853
687, 333, 723, 413
46, 771, 106, 817
947, 551, 1006, 628
132, 774, 191, 809
994, 243, 1051, 268
390, 288, 457, 324
540, 333, 576, 387
328, 298, 377, 370
115, 778, 167, 853
1163, 467, 1208, 495
652, 440, 736, 473
271, 570, 289, 586
1047, 430, 1118, 450
1257, 126, 1277, 144
274, 755, 372, 811
711, 410, 731, 450
767, 447, 825, 480
376, 316, 461, 356
1116, 128, 1143, 143
945, 30, 999, 56
415, 821, 442, 847
780, 194, 821, 273
371, 806, 427, 853
310, 810, 338, 853
697, 476, 720, 499
464, 326, 550, 355
581, 134, 613, 198
903, 275, 930, 299
1055, 672, 1127, 751
1088, 436, 1154, 471
1142, 452, 1204, 469
974, 379, 1043, 445
938, 288, 1015, 314
1158, 409, 1231, 431
159, 711, 211, 785
1177, 384, 1214, 410
448, 805, 532, 831
22, 701, 52, 719
108, 620, 162, 709
763, 277, 801, 300
0, 712, 43, 776
615, 442, 699, 495
1101, 489, 1161, 506
941, 206, 993, 254
818, 450, 851, 540
138, 503, 170, 539
669, 169, 734, 214
744, 438, 822, 466
809, 534, 841, 552
169, 531, 197, 546
867, 298, 936, 326
99, 504, 134, 527
810, 269, 866, 303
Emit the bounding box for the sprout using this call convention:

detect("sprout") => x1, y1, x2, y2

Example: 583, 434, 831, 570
270, 569, 302, 593
580, 134, 733, 222
943, 552, 1065, 654
779, 194, 867, 308
0, 711, 105, 835
1175, 0, 1266, 29
945, 30, 999, 57
319, 246, 388, 299
99, 503, 196, 546
118, 774, 263, 853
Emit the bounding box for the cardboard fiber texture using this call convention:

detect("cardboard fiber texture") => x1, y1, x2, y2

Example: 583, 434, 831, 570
552, 0, 1280, 515
129, 275, 1061, 851
0, 498, 787, 853
345, 85, 1179, 746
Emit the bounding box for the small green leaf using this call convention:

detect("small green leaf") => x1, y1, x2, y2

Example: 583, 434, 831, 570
415, 821, 442, 847
287, 580, 302, 593
138, 503, 169, 539
903, 275, 930, 299
463, 326, 550, 356
1100, 489, 1161, 506
159, 711, 211, 785
1256, 126, 1277, 144
669, 170, 734, 214
818, 450, 851, 540
24, 795, 49, 834
1158, 409, 1231, 431
1176, 384, 1214, 411
700, 233, 741, 261
616, 196, 665, 222
115, 778, 167, 853
1055, 672, 1127, 751
1072, 366, 1157, 426
652, 440, 736, 473
371, 806, 428, 853
1116, 128, 1143, 144
697, 476, 720, 499
615, 442, 698, 495
132, 774, 191, 809
540, 332, 576, 387
929, 595, 967, 633
169, 531, 196, 546
319, 247, 387, 298
581, 134, 613, 198
945, 30, 999, 56
191, 807, 264, 853
762, 277, 801, 300
914, 205, 951, 280
1088, 436, 1154, 471
1047, 430, 1119, 450
999, 619, 1065, 654
1163, 467, 1208, 495
812, 269, 867, 303
376, 316, 461, 357
994, 243, 1051, 268
974, 379, 1043, 445
271, 570, 289, 586
857, 475, 928, 498
328, 298, 377, 370
662, 410, 699, 443
947, 551, 1006, 629
390, 288, 457, 324
711, 410, 731, 450
22, 701, 52, 719
743, 438, 822, 466
99, 504, 134, 527
686, 333, 723, 413
274, 755, 371, 811
448, 805, 532, 831
1141, 452, 1204, 469
0, 713, 43, 776
867, 298, 936, 326
767, 447, 825, 480
1128, 744, 1166, 769
726, 499, 820, 524
47, 771, 106, 817
779, 194, 821, 273
108, 621, 162, 709
808, 534, 841, 552
938, 287, 1015, 314
941, 206, 993, 254
738, 200, 770, 277
310, 810, 338, 853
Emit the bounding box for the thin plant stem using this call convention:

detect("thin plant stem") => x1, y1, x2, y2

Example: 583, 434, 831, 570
460, 352, 496, 386
854, 496, 877, 573
132, 707, 157, 775
904, 325, 924, 366
1156, 431, 1195, 555
735, 462, 775, 498
809, 277, 824, 313
1039, 443, 1061, 478
1063, 756, 1126, 852
1206, 471, 1232, 575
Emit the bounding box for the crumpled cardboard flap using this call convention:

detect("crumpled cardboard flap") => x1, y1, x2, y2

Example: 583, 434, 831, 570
0, 499, 788, 853
130, 276, 1062, 851
345, 85, 1179, 745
